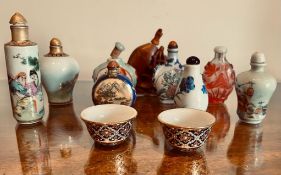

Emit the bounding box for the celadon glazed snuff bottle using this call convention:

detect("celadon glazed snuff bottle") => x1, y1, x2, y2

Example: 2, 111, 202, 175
92, 42, 137, 87
153, 41, 182, 104
174, 56, 208, 111
235, 52, 277, 124
92, 61, 136, 106
4, 12, 45, 124
40, 38, 80, 105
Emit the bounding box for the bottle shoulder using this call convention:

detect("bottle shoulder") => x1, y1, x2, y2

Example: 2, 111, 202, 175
236, 70, 277, 85
5, 41, 37, 47
94, 74, 134, 87
154, 64, 181, 78
42, 56, 79, 65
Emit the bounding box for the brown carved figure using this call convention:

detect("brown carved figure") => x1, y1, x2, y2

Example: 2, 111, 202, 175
128, 28, 163, 94
150, 46, 167, 69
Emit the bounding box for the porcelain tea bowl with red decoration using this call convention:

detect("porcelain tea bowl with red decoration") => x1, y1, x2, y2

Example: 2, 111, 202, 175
81, 104, 137, 146
158, 108, 216, 151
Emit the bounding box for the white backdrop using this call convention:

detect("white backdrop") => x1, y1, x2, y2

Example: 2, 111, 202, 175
1, 0, 280, 81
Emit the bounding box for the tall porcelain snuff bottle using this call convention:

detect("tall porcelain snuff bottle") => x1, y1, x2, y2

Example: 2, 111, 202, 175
92, 61, 136, 106
174, 56, 208, 110
235, 52, 277, 124
92, 42, 137, 87
41, 38, 80, 105
203, 46, 235, 104
153, 41, 182, 104
4, 12, 45, 124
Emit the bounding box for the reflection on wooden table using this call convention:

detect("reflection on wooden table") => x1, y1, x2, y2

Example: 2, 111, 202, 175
85, 134, 137, 174
16, 122, 52, 175
158, 143, 209, 175
227, 122, 263, 174
0, 81, 280, 174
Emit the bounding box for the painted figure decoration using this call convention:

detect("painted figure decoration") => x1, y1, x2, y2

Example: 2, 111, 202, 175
235, 52, 277, 124
4, 12, 44, 124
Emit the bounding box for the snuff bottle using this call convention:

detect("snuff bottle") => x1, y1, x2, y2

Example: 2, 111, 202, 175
203, 46, 235, 104
235, 52, 277, 124
41, 38, 80, 105
153, 41, 182, 104
92, 61, 136, 106
174, 56, 208, 111
128, 28, 163, 94
92, 42, 137, 87
4, 12, 44, 124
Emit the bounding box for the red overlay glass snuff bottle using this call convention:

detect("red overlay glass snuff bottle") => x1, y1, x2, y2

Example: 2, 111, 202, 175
203, 46, 235, 104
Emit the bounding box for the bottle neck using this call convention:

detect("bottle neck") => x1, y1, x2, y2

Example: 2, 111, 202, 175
10, 25, 29, 42
183, 64, 201, 76
110, 47, 122, 59
214, 52, 226, 62
251, 65, 265, 72
108, 68, 119, 77
167, 51, 179, 65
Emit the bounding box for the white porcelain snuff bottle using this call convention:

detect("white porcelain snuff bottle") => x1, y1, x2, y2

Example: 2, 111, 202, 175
92, 42, 137, 87
40, 38, 80, 105
174, 56, 208, 111
4, 12, 45, 124
153, 41, 182, 104
235, 52, 277, 124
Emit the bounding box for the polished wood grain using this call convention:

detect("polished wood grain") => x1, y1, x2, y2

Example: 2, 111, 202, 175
0, 81, 280, 175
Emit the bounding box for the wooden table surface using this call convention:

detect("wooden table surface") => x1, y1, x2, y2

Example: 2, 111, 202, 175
0, 81, 280, 175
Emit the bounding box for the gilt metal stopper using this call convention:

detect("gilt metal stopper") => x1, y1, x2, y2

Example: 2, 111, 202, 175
45, 38, 69, 57
9, 12, 30, 43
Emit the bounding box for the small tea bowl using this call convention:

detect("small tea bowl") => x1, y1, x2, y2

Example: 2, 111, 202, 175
81, 104, 137, 146
158, 108, 216, 151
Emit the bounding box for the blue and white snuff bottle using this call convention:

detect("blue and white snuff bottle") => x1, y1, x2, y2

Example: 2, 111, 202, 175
153, 41, 182, 104
174, 56, 208, 111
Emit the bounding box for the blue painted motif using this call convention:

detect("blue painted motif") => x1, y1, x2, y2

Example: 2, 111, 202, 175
179, 76, 195, 93
201, 85, 208, 94
175, 59, 183, 69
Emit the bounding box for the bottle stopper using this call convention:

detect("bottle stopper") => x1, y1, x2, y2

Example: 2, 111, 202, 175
9, 12, 27, 25
107, 60, 120, 70
168, 41, 178, 52
214, 46, 227, 54
186, 56, 200, 65
45, 38, 69, 57
107, 61, 120, 77
110, 42, 125, 59
9, 12, 29, 43
251, 52, 266, 66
